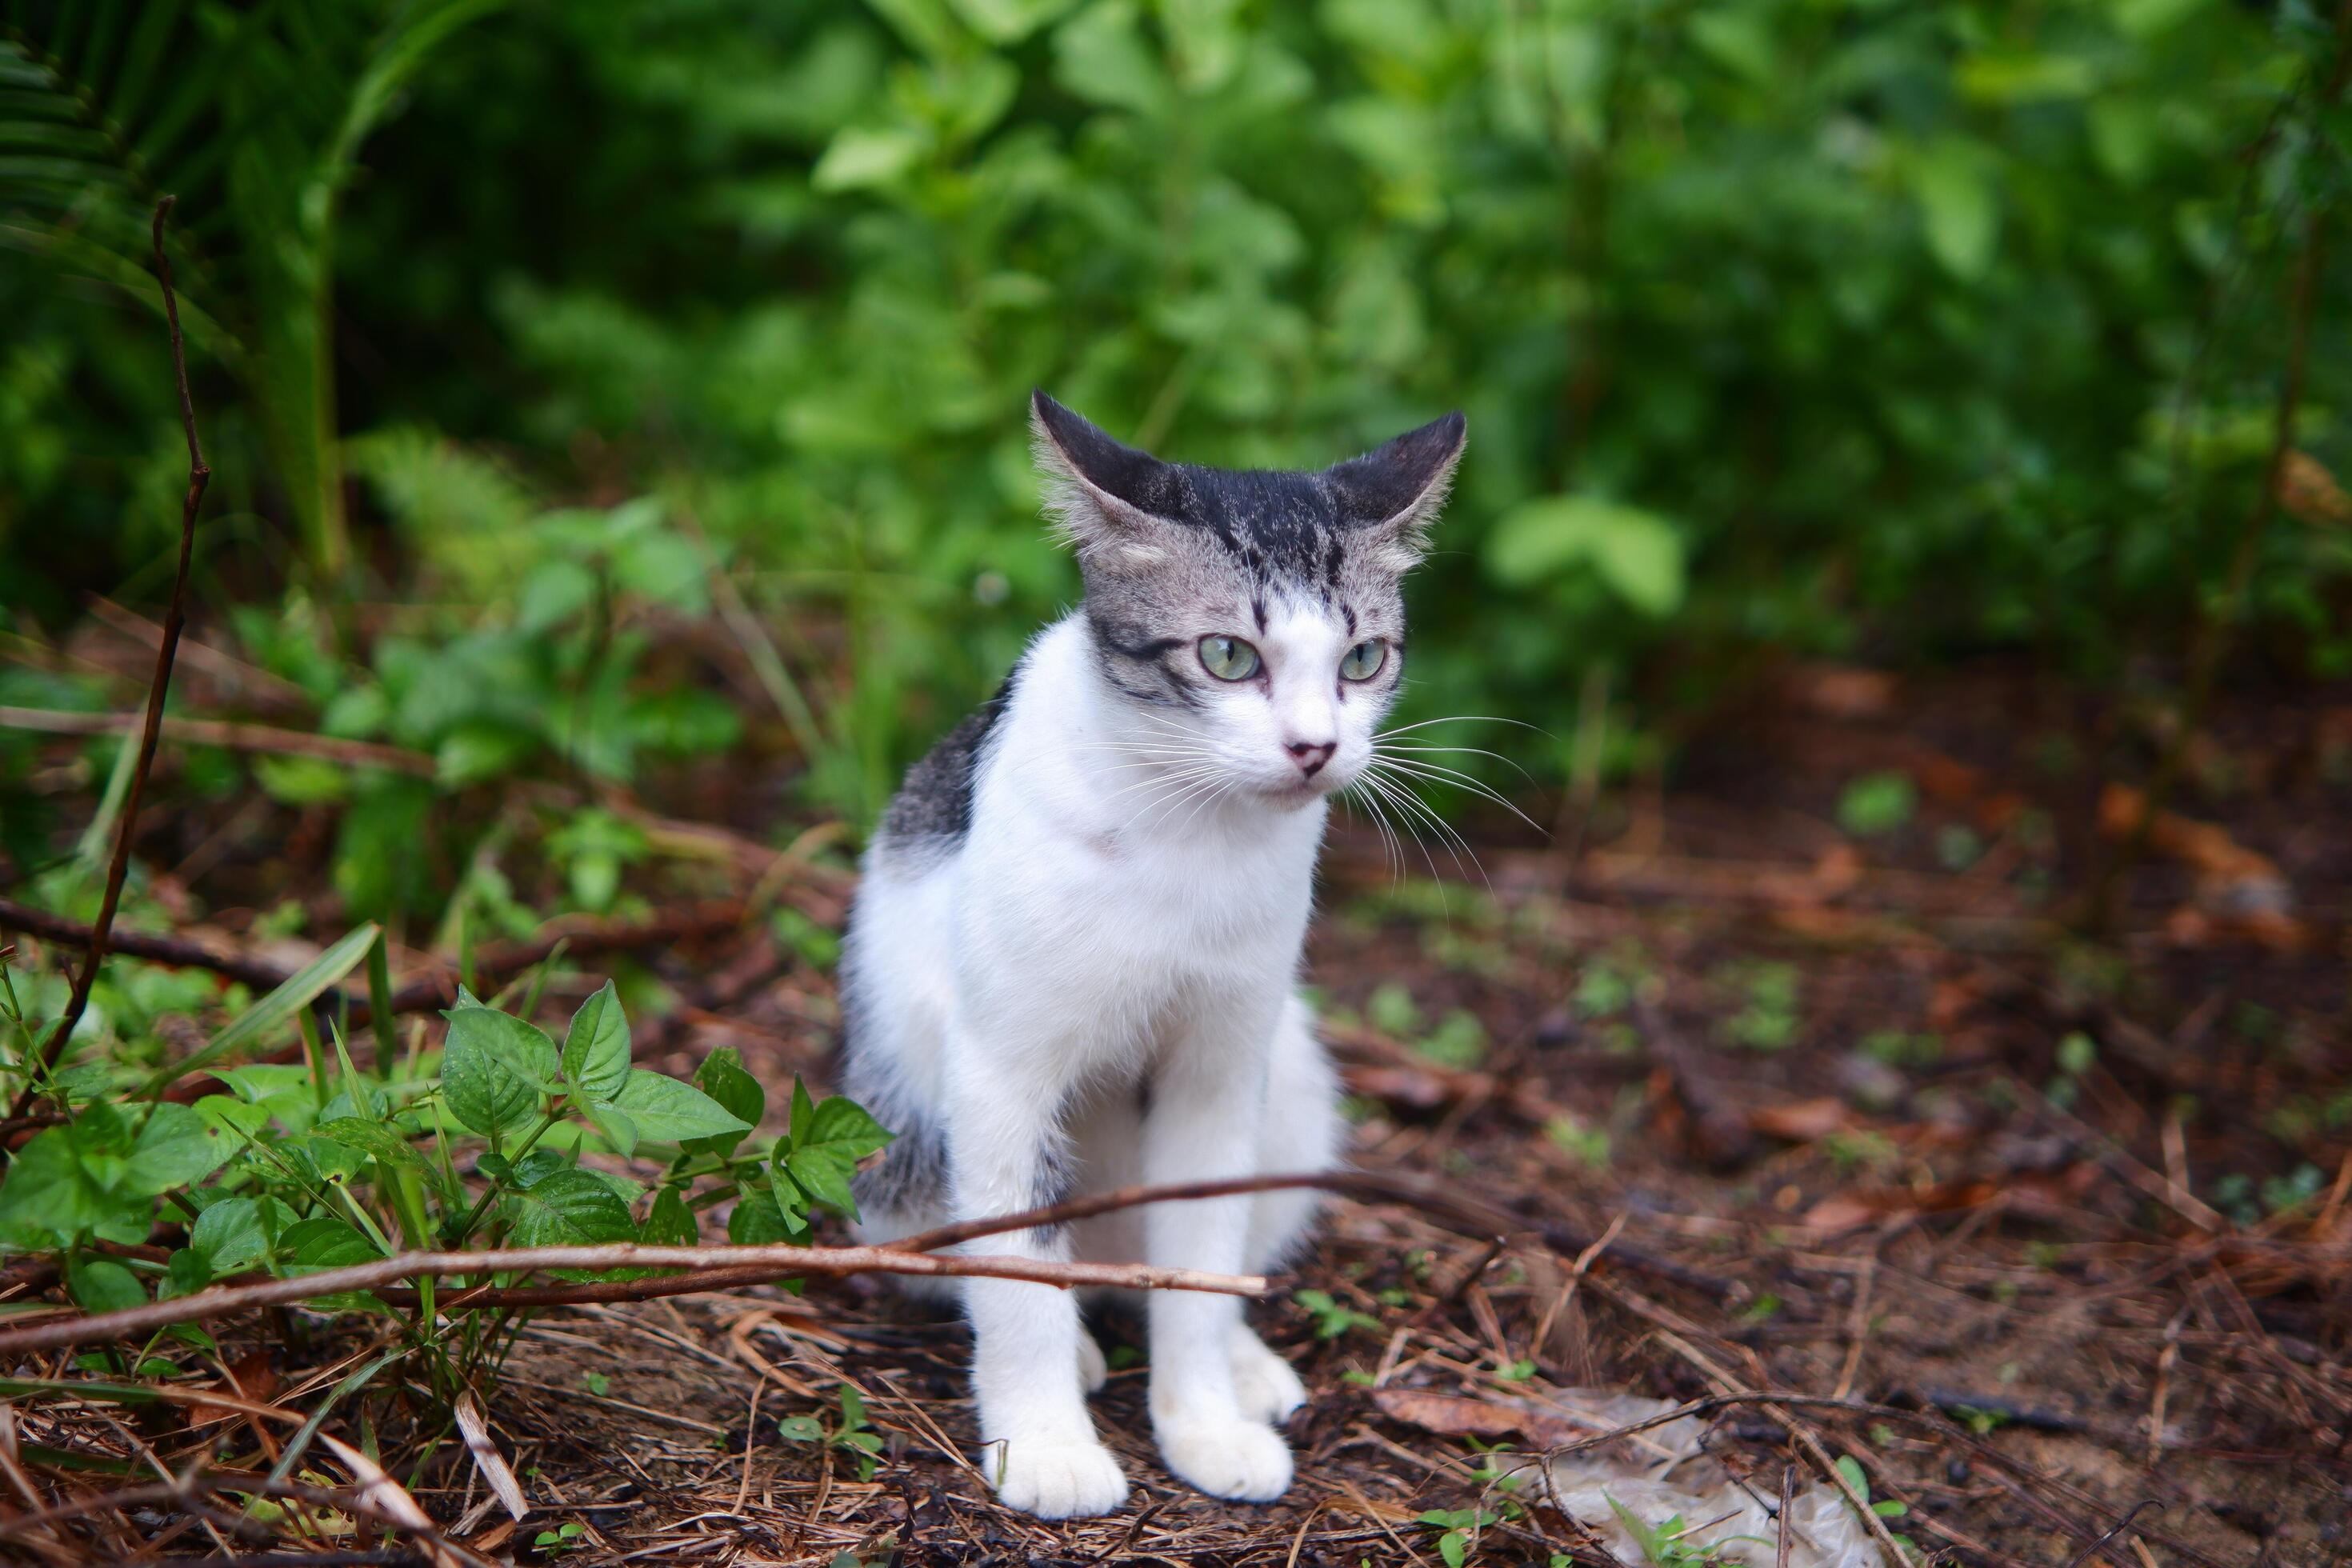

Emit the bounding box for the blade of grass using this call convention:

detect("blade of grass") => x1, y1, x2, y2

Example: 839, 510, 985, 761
131, 922, 378, 1099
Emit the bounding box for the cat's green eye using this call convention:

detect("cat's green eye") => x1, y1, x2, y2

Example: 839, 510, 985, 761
1198, 635, 1262, 681
1339, 639, 1389, 681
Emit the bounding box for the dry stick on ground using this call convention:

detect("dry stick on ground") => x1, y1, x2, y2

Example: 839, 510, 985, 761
7, 198, 209, 1126
382, 1170, 1542, 1313
226, 1170, 1688, 1318
0, 897, 750, 1037
0, 1242, 1265, 1358
0, 706, 432, 774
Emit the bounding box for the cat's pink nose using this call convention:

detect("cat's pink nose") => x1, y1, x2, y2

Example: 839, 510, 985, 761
1286, 739, 1335, 777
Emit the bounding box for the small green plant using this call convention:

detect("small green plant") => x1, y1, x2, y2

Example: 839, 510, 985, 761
534, 1522, 588, 1554
1859, 1030, 1943, 1069
775, 1385, 885, 1479
1366, 982, 1421, 1038
1831, 1454, 1918, 1554
1295, 1288, 1382, 1341
2047, 1029, 2098, 1108
1837, 773, 1917, 838
1543, 1113, 1612, 1170
0, 931, 890, 1424
1417, 1506, 1499, 1567
1603, 1495, 1770, 1566
1934, 824, 1982, 870
1418, 1010, 1487, 1070
582, 1371, 610, 1396
1573, 963, 1634, 1018
1718, 962, 1801, 1052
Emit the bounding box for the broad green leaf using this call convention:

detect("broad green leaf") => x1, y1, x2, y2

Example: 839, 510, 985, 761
134, 925, 378, 1098
440, 1006, 558, 1137
1911, 140, 1998, 281
797, 1094, 894, 1163
123, 1103, 232, 1194
643, 1186, 697, 1247
946, 0, 1079, 44
192, 1195, 274, 1274
586, 1102, 638, 1158
1485, 496, 1686, 617
609, 1070, 750, 1145
501, 1167, 638, 1249
279, 1217, 385, 1274
1053, 1, 1170, 117
0, 1124, 149, 1250
192, 1094, 272, 1140
163, 1248, 213, 1298
67, 1257, 146, 1314
683, 1048, 763, 1159
561, 982, 632, 1104
811, 126, 926, 192
509, 1150, 570, 1188
434, 721, 535, 786
726, 1179, 806, 1246
313, 1118, 428, 1172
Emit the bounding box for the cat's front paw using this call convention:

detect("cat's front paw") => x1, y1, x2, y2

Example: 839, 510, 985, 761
1154, 1414, 1294, 1502
1230, 1328, 1306, 1424
989, 1438, 1129, 1518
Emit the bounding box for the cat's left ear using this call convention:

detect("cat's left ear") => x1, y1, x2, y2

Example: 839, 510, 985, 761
1326, 411, 1467, 573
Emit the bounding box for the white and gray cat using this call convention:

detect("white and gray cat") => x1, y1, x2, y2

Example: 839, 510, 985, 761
837, 391, 1465, 1518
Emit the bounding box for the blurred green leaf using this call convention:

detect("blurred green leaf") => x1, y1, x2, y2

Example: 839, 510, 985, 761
1486, 497, 1686, 617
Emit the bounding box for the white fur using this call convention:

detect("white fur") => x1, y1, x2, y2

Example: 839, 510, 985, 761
846, 604, 1362, 1518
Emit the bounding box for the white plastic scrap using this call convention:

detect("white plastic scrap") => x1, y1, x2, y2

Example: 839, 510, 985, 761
1498, 1390, 1882, 1567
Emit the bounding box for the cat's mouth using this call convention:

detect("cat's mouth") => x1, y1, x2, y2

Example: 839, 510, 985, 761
1258, 773, 1342, 807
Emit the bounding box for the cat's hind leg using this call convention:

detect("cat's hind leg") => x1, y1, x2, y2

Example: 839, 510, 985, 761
1230, 992, 1340, 1424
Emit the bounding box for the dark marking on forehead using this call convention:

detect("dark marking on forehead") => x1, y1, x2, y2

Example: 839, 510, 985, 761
1168, 466, 1351, 590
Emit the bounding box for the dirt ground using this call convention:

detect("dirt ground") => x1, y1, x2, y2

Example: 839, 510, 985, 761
8, 661, 2351, 1566
412, 664, 2352, 1566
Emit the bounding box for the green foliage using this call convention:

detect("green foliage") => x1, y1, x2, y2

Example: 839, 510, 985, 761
773, 1383, 886, 1481
1837, 774, 1918, 838
1718, 960, 1801, 1052
0, 930, 886, 1399
1294, 1286, 1380, 1341
6, 0, 2346, 821
1417, 1506, 1501, 1568
1603, 1494, 1773, 1566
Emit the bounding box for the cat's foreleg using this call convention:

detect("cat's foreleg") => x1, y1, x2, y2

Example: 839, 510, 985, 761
1142, 994, 1295, 1503
948, 1045, 1128, 1519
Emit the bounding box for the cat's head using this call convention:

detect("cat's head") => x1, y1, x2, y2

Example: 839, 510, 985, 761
1031, 390, 1464, 806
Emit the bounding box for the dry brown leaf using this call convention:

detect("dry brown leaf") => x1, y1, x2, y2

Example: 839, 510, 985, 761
1370, 1386, 1591, 1449
2280, 450, 2352, 526
319, 1432, 458, 1568
454, 1390, 528, 1522
1342, 1062, 1456, 1110
1747, 1098, 1866, 1143
192, 1350, 281, 1426
1786, 663, 1897, 718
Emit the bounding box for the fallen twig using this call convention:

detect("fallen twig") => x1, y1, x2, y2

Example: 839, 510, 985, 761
0, 1242, 1265, 1358
0, 898, 750, 1035
0, 706, 431, 774
8, 198, 209, 1125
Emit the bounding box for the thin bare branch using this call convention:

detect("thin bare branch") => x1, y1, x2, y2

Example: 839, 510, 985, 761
0, 1242, 1265, 1358
9, 196, 210, 1124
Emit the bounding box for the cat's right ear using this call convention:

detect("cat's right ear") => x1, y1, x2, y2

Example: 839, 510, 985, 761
1031, 391, 1182, 569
